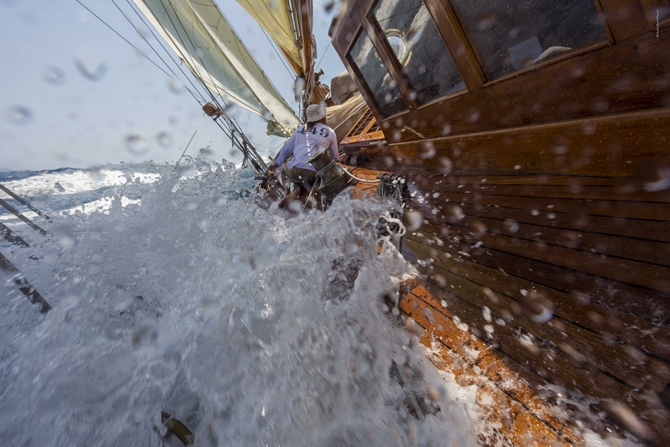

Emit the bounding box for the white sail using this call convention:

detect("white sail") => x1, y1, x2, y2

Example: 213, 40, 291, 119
132, 0, 299, 131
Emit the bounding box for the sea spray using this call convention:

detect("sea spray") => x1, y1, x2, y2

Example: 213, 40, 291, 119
0, 160, 475, 446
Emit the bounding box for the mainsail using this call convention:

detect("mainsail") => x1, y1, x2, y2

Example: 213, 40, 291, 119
132, 0, 300, 134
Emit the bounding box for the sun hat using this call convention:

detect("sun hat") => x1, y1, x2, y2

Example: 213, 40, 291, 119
306, 103, 326, 122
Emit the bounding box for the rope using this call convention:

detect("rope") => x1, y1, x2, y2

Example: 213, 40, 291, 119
302, 180, 320, 212
342, 169, 381, 184
375, 210, 406, 253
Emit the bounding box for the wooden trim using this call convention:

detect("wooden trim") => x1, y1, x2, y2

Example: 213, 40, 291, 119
343, 51, 385, 125
331, 0, 369, 60
362, 15, 420, 110
599, 0, 649, 41
641, 0, 670, 27
370, 30, 670, 143
641, 0, 665, 23
423, 0, 485, 92
389, 107, 670, 177
592, 0, 617, 44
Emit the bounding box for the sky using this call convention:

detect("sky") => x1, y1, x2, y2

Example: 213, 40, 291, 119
0, 0, 345, 171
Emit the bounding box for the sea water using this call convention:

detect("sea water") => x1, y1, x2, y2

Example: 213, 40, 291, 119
0, 159, 476, 446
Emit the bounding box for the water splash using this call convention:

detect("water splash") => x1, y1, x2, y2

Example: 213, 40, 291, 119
0, 161, 476, 446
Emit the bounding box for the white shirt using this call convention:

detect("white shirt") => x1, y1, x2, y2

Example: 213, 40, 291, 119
275, 123, 339, 171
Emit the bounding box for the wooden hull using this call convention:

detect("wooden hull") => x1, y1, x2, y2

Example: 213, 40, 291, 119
334, 3, 670, 443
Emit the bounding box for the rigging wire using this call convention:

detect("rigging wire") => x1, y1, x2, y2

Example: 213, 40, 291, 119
260, 27, 294, 78
74, 0, 193, 94
152, 1, 267, 174
121, 0, 211, 104
157, 0, 224, 111
78, 0, 272, 176
315, 39, 332, 71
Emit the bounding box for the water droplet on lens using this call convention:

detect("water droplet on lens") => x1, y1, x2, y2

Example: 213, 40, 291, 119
131, 321, 159, 349
404, 210, 423, 231
177, 165, 195, 177
223, 103, 237, 118
523, 291, 554, 323
503, 219, 519, 234
156, 132, 173, 148
603, 401, 651, 439
53, 224, 76, 248
125, 134, 149, 156
198, 147, 215, 160
446, 204, 464, 221
73, 58, 107, 82
4, 106, 33, 126
167, 77, 184, 94
418, 141, 436, 159
287, 200, 303, 214
41, 66, 66, 85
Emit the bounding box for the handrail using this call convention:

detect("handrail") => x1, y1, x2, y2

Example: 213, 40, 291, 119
0, 183, 50, 220
0, 198, 47, 236
0, 251, 50, 313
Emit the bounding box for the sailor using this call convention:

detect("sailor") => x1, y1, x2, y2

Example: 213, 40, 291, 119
268, 103, 340, 210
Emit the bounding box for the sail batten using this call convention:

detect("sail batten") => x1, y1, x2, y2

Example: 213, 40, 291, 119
132, 0, 299, 133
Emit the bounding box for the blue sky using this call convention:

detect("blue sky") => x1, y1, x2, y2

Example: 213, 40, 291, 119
0, 0, 345, 171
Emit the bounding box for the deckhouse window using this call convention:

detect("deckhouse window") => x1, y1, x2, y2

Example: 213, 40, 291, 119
450, 0, 608, 79
348, 29, 408, 117
372, 0, 465, 105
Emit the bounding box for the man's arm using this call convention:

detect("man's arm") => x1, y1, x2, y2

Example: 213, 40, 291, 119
327, 129, 340, 162
268, 131, 297, 171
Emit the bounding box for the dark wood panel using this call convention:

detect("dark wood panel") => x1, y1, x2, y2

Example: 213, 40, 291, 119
417, 182, 670, 203
402, 171, 642, 186
412, 257, 670, 393
403, 242, 670, 362
410, 224, 670, 290
330, 0, 369, 55
404, 232, 670, 323
411, 189, 670, 221
434, 201, 670, 243
421, 215, 670, 267
374, 30, 670, 142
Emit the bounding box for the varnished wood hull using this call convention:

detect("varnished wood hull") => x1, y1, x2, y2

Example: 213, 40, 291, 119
335, 5, 670, 443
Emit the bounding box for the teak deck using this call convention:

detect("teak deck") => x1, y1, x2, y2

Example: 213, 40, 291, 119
334, 0, 670, 444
